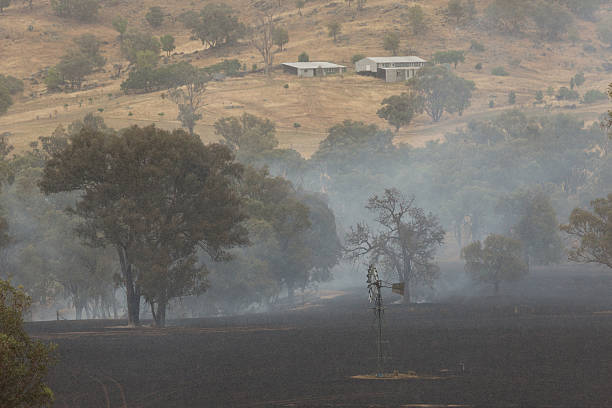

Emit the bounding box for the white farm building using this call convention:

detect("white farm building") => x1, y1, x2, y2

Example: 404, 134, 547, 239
355, 56, 427, 82
282, 62, 347, 77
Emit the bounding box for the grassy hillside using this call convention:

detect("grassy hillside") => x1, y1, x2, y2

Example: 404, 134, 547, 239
1, 0, 611, 155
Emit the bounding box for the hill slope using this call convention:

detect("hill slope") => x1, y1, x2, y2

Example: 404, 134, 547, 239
1, 0, 611, 155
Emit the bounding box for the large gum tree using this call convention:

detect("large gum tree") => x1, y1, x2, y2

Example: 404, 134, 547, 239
40, 124, 247, 326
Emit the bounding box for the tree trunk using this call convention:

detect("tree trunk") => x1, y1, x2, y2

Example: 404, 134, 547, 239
75, 305, 83, 320
117, 246, 140, 326
494, 281, 499, 295
287, 281, 295, 305
112, 294, 118, 319
151, 301, 167, 327
402, 282, 410, 304
126, 290, 140, 326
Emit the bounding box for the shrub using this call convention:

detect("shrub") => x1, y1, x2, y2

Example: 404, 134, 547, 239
121, 62, 205, 93
582, 89, 607, 104
121, 31, 161, 64
433, 50, 465, 68
508, 91, 516, 105
583, 44, 597, 53
470, 40, 485, 52
204, 59, 241, 76
573, 72, 585, 87
535, 90, 544, 103
44, 67, 63, 91
475, 62, 482, 70
298, 52, 309, 62
556, 86, 579, 101
491, 66, 509, 76
145, 6, 164, 28
52, 0, 99, 22
74, 33, 106, 68
489, 100, 495, 108
0, 75, 24, 95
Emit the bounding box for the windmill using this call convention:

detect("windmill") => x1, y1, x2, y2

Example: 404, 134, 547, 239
366, 264, 404, 377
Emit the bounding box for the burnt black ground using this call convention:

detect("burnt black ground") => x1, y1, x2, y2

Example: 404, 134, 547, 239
27, 265, 612, 407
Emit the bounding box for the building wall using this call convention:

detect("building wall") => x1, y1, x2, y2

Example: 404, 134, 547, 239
283, 65, 299, 75
355, 58, 377, 73
356, 58, 425, 74
298, 68, 314, 77
383, 68, 419, 82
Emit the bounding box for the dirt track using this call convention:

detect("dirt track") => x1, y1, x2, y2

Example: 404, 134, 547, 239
27, 265, 612, 407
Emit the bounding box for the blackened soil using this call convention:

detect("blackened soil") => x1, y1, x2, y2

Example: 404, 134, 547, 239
28, 266, 612, 407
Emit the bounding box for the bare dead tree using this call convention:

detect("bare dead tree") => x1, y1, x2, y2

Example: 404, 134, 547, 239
345, 188, 445, 303
251, 9, 276, 77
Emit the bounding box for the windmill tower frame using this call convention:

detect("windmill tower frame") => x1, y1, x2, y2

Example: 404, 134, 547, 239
367, 264, 404, 377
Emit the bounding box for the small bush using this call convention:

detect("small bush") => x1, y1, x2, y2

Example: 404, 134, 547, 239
556, 86, 579, 101
573, 72, 585, 87
508, 91, 516, 105
44, 67, 63, 91
0, 75, 24, 95
204, 59, 242, 76
582, 89, 607, 104
535, 90, 544, 103
470, 40, 485, 52
145, 6, 164, 28
475, 62, 482, 70
583, 44, 597, 53
489, 100, 495, 108
298, 52, 309, 62
491, 66, 509, 76
52, 0, 100, 22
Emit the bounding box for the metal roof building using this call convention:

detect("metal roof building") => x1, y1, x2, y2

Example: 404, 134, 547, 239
355, 56, 427, 82
282, 62, 347, 77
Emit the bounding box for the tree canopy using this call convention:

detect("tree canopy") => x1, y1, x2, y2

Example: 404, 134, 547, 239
462, 234, 528, 294
497, 188, 563, 266
215, 113, 279, 155
561, 194, 612, 269
407, 65, 475, 122
39, 125, 247, 326
345, 188, 444, 302
1, 279, 56, 407
377, 92, 423, 132
183, 4, 246, 49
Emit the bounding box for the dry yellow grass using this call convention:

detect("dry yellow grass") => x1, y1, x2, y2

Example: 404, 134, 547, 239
1, 0, 611, 156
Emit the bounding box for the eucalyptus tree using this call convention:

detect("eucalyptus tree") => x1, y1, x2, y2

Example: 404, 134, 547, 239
40, 125, 247, 326
345, 188, 444, 303
462, 234, 528, 294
